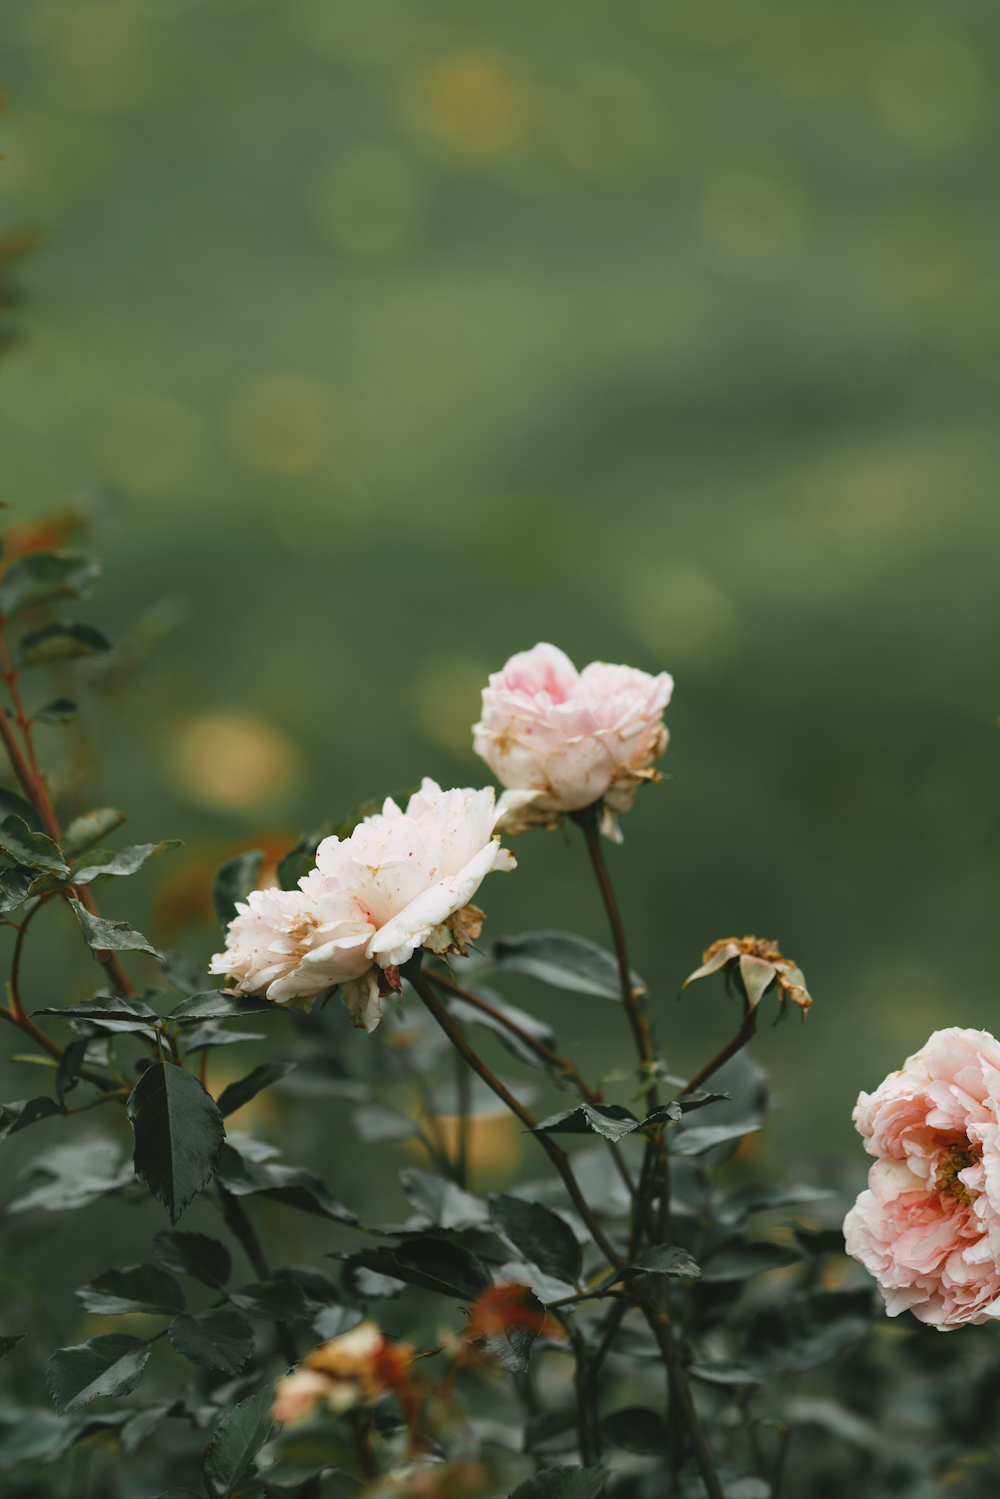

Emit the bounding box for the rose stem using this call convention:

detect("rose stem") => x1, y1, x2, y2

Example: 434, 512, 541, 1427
570, 802, 672, 1251
405, 956, 724, 1499
675, 1006, 757, 1099
454, 1029, 471, 1189
423, 967, 636, 1195
215, 1181, 299, 1367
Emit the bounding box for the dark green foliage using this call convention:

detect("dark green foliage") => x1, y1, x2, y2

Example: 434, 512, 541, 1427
152, 1230, 232, 1289
202, 1383, 274, 1498
447, 989, 559, 1069
126, 1062, 225, 1223
0, 863, 36, 911
46, 1334, 151, 1414
274, 1265, 339, 1310
32, 697, 78, 724
313, 1304, 365, 1339
509, 1467, 610, 1499
72, 839, 182, 884
344, 1237, 491, 1299
68, 898, 158, 954
700, 1242, 802, 1282
353, 1102, 420, 1141
0, 550, 101, 617
491, 930, 645, 1000
16, 619, 112, 666
157, 950, 213, 996
530, 1102, 643, 1142
716, 1181, 834, 1223
34, 992, 158, 1020
216, 1060, 296, 1116
229, 1279, 310, 1320
0, 787, 44, 832
630, 1245, 701, 1278
599, 1407, 670, 1456
0, 1334, 26, 1359
0, 816, 67, 872
168, 1309, 254, 1375
75, 1263, 185, 1316
524, 1411, 578, 1454
489, 1193, 583, 1284
213, 849, 263, 926
746, 1290, 872, 1375
166, 991, 276, 1019
0, 1096, 61, 1141
54, 1038, 87, 1099
179, 1020, 266, 1053
60, 808, 127, 858
216, 1144, 357, 1223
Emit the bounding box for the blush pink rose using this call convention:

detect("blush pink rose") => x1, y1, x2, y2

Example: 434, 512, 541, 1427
844, 1027, 1000, 1328
472, 643, 673, 841
210, 778, 516, 1031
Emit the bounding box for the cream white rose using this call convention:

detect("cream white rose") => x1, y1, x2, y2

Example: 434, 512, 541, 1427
472, 642, 673, 840
210, 778, 515, 1031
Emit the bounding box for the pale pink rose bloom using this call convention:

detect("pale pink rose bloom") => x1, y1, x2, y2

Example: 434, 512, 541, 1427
211, 778, 515, 1031
844, 1026, 1000, 1328
472, 643, 673, 841
271, 1368, 333, 1426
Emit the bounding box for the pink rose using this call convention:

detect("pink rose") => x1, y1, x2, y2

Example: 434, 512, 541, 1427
844, 1026, 1000, 1328
210, 778, 515, 1030
472, 643, 673, 841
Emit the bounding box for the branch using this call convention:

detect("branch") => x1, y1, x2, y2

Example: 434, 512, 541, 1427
676, 1008, 758, 1099
215, 1181, 299, 1367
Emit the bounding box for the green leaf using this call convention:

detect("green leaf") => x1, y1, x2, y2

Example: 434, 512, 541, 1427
55, 1038, 88, 1100
8, 1136, 133, 1214
599, 1407, 670, 1457
716, 1181, 833, 1224
230, 1279, 309, 1320
33, 697, 78, 725
254, 1462, 327, 1492
47, 1334, 151, 1414
151, 1491, 203, 1499
34, 992, 159, 1021
213, 850, 263, 927
68, 898, 158, 956
216, 1146, 358, 1224
203, 1383, 274, 1499
126, 1062, 225, 1224
629, 1244, 701, 1278
0, 816, 68, 873
0, 1096, 61, 1142
489, 1194, 582, 1286
313, 1305, 365, 1339
121, 1403, 177, 1454
447, 988, 559, 1070
180, 1021, 267, 1054
157, 950, 213, 997
746, 1289, 871, 1376
530, 1103, 640, 1143
352, 1103, 420, 1143
700, 1241, 802, 1283
76, 1263, 185, 1316
492, 930, 646, 1001
61, 808, 127, 859
671, 1121, 762, 1156
0, 550, 101, 617
0, 864, 35, 912
343, 1238, 490, 1300
399, 1167, 489, 1230
217, 1061, 296, 1117
0, 1406, 66, 1465
509, 1466, 611, 1499
524, 1411, 578, 1455
0, 788, 43, 832
689, 1360, 763, 1387
0, 1334, 26, 1360
167, 991, 276, 1020
791, 1224, 847, 1256
274, 1265, 340, 1311
73, 840, 182, 886
169, 1308, 254, 1376
16, 619, 113, 667
152, 1230, 231, 1289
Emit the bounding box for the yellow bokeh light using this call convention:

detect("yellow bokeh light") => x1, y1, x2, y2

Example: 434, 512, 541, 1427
93, 392, 204, 497
171, 711, 300, 811
226, 374, 336, 477
871, 39, 983, 152
405, 54, 533, 159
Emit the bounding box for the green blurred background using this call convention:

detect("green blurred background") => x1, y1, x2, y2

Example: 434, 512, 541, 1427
3, 0, 1000, 1189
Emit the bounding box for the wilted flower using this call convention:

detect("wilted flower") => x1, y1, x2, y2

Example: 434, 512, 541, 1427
844, 1028, 1000, 1329
472, 642, 672, 841
682, 935, 812, 1015
211, 779, 517, 1030
273, 1321, 417, 1424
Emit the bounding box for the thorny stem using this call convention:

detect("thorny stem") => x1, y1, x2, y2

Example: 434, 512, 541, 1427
407, 958, 725, 1499
215, 1181, 299, 1367
424, 966, 636, 1196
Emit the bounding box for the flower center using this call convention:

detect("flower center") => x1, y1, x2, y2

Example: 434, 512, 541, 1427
937, 1141, 980, 1205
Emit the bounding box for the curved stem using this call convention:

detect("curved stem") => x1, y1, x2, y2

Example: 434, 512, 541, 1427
676, 1008, 757, 1099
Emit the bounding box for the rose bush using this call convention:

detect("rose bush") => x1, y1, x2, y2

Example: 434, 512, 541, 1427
472, 642, 673, 840
844, 1026, 1000, 1328
211, 778, 518, 1030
